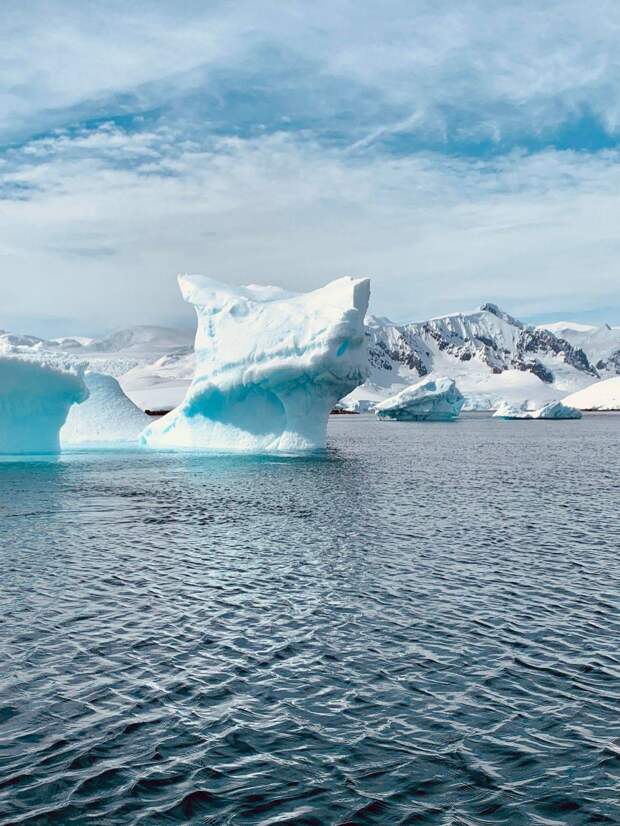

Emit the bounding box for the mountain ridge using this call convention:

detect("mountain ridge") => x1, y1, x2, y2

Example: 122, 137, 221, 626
367, 302, 602, 385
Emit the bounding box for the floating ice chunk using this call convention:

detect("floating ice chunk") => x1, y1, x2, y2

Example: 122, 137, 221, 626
375, 376, 464, 421
493, 400, 582, 419
0, 356, 88, 454
493, 400, 531, 418
141, 275, 370, 451
61, 371, 150, 447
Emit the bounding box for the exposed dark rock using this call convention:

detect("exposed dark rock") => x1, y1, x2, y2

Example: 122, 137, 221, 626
596, 350, 620, 373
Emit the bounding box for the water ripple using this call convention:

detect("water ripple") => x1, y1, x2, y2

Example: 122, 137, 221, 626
1, 414, 619, 824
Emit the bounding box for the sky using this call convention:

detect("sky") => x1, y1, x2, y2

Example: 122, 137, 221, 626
2, 0, 620, 336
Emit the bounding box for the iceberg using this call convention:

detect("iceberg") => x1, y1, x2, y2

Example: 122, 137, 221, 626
61, 371, 150, 447
493, 400, 582, 419
141, 275, 370, 451
374, 376, 464, 421
524, 400, 582, 419
0, 356, 88, 454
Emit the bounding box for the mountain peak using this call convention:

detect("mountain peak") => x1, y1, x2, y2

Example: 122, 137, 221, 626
479, 303, 524, 329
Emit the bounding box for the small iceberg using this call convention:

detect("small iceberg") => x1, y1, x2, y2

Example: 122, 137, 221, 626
142, 275, 370, 451
61, 371, 151, 447
493, 400, 582, 419
374, 376, 464, 421
0, 356, 88, 454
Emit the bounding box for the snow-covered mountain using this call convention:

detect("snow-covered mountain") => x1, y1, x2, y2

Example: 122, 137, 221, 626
539, 321, 620, 376
0, 325, 194, 382
369, 303, 598, 380
343, 303, 607, 411
0, 324, 192, 354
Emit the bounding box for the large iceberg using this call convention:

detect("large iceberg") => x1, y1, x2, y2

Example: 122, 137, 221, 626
61, 371, 151, 447
493, 400, 582, 419
374, 376, 464, 421
0, 356, 88, 454
141, 275, 370, 451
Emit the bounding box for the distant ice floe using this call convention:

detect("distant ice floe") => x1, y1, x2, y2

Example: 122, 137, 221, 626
0, 356, 88, 454
61, 371, 151, 447
141, 275, 370, 451
375, 376, 464, 421
493, 400, 582, 420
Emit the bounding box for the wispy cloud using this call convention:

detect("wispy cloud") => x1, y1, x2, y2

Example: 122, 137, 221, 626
2, 123, 620, 331
4, 1, 620, 148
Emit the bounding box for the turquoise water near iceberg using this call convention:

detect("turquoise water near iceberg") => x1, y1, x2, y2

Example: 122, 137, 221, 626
1, 413, 619, 824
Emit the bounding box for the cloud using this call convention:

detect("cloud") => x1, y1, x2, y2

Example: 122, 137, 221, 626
2, 2, 620, 333
1, 124, 620, 333
4, 1, 620, 147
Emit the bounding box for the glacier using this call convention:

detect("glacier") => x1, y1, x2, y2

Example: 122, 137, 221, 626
374, 376, 464, 421
141, 275, 370, 452
61, 371, 151, 447
493, 400, 582, 420
0, 357, 88, 454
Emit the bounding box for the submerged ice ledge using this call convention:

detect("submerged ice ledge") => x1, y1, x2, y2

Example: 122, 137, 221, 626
141, 275, 371, 452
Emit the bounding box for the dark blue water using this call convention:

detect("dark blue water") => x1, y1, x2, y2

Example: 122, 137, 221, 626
1, 414, 619, 825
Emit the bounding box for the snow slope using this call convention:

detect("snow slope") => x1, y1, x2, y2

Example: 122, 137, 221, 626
0, 357, 88, 454
562, 376, 620, 411
119, 350, 195, 411
142, 275, 370, 452
61, 372, 151, 446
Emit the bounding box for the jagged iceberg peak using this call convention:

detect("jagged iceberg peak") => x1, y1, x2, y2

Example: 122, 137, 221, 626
375, 376, 464, 421
141, 275, 370, 452
0, 356, 88, 454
